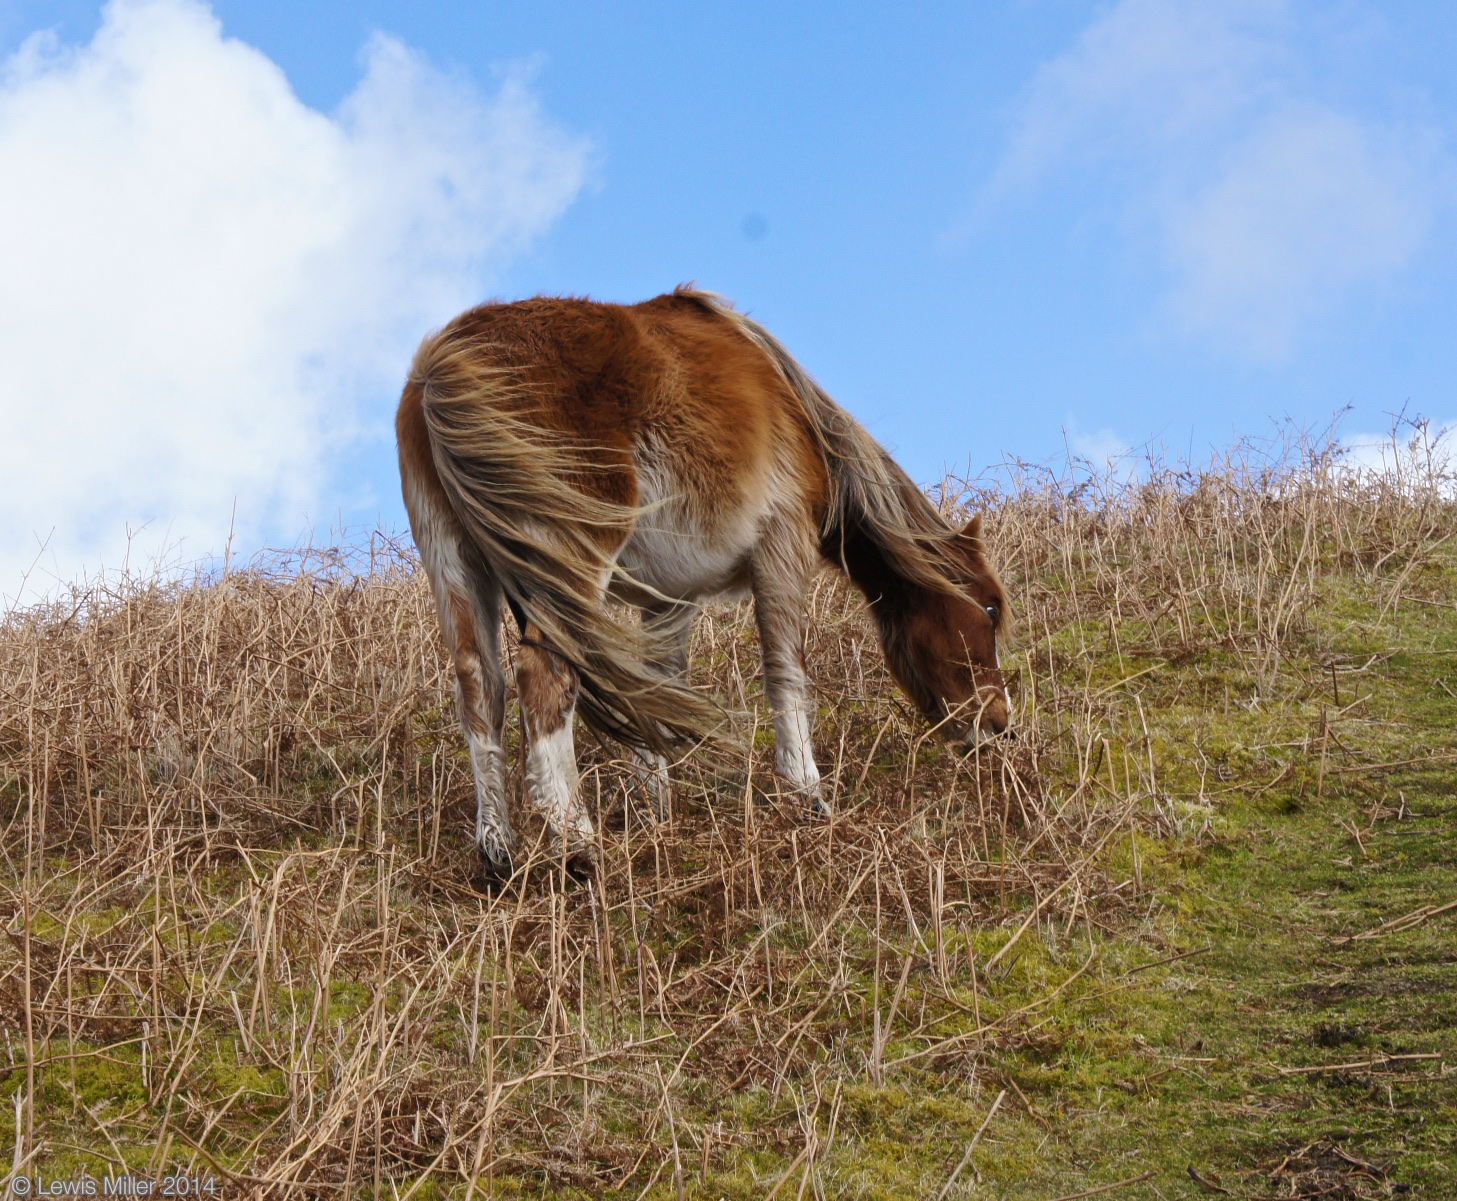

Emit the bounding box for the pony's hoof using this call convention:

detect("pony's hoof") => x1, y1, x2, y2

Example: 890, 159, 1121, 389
475, 843, 515, 887
807, 795, 832, 820
647, 789, 673, 823
562, 846, 600, 883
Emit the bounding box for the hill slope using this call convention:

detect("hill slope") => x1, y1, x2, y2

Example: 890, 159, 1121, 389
1, 433, 1453, 1197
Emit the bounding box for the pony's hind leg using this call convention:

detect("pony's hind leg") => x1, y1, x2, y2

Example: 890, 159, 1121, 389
750, 523, 824, 811
409, 500, 515, 878
631, 601, 697, 817
517, 620, 597, 873
453, 589, 515, 877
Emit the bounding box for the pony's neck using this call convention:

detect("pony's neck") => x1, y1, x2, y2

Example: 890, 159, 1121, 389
827, 520, 919, 617
824, 520, 942, 714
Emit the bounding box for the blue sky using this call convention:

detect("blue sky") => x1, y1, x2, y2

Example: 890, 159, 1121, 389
2, 0, 1455, 596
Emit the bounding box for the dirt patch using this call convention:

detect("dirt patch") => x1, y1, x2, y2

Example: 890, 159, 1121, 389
1247, 1141, 1410, 1199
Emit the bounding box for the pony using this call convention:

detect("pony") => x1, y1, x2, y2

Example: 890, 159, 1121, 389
396, 287, 1010, 878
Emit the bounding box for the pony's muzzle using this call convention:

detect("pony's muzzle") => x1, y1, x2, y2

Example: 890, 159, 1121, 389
956, 722, 1014, 754
954, 688, 1013, 752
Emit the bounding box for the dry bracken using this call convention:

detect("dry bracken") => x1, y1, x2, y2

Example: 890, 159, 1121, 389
0, 422, 1451, 1197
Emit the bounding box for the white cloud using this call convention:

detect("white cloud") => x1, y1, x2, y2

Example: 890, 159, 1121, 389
1066, 425, 1132, 470
986, 0, 1453, 359
990, 0, 1285, 188
0, 0, 588, 604
1165, 105, 1441, 356
1340, 420, 1457, 493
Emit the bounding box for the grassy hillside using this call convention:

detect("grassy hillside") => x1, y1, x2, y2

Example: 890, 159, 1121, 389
1, 431, 1453, 1198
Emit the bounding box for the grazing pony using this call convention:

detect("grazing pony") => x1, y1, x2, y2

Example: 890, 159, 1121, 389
397, 288, 1009, 877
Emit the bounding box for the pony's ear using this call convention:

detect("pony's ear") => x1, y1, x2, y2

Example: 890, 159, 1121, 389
955, 513, 984, 553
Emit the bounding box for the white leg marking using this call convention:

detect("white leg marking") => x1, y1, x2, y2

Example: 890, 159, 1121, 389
630, 746, 673, 817
525, 722, 595, 851
466, 726, 512, 858
405, 477, 515, 868
773, 696, 822, 800
748, 505, 823, 810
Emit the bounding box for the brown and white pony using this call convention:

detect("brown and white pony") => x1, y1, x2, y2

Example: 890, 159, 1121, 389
397, 287, 1009, 878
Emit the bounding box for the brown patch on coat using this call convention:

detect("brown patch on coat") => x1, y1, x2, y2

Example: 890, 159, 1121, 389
517, 621, 579, 738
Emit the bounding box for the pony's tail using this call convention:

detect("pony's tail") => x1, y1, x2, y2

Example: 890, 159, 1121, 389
675, 287, 962, 596
411, 325, 723, 753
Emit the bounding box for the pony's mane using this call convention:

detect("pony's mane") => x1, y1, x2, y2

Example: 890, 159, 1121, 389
673, 286, 999, 601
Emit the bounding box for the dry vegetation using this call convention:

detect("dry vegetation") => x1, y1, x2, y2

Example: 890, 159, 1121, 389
1, 425, 1453, 1197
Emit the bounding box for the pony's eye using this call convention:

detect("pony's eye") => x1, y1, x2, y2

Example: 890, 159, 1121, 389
985, 604, 1000, 626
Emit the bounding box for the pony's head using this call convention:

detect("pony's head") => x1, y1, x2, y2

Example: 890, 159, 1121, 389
880, 514, 1011, 749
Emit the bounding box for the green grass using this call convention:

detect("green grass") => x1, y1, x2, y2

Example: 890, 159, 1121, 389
976, 774, 1456, 1198
787, 589, 1457, 1199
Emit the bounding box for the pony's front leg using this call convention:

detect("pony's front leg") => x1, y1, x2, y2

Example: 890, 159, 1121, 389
517, 620, 597, 872
630, 601, 697, 817
629, 745, 672, 817
751, 558, 824, 812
